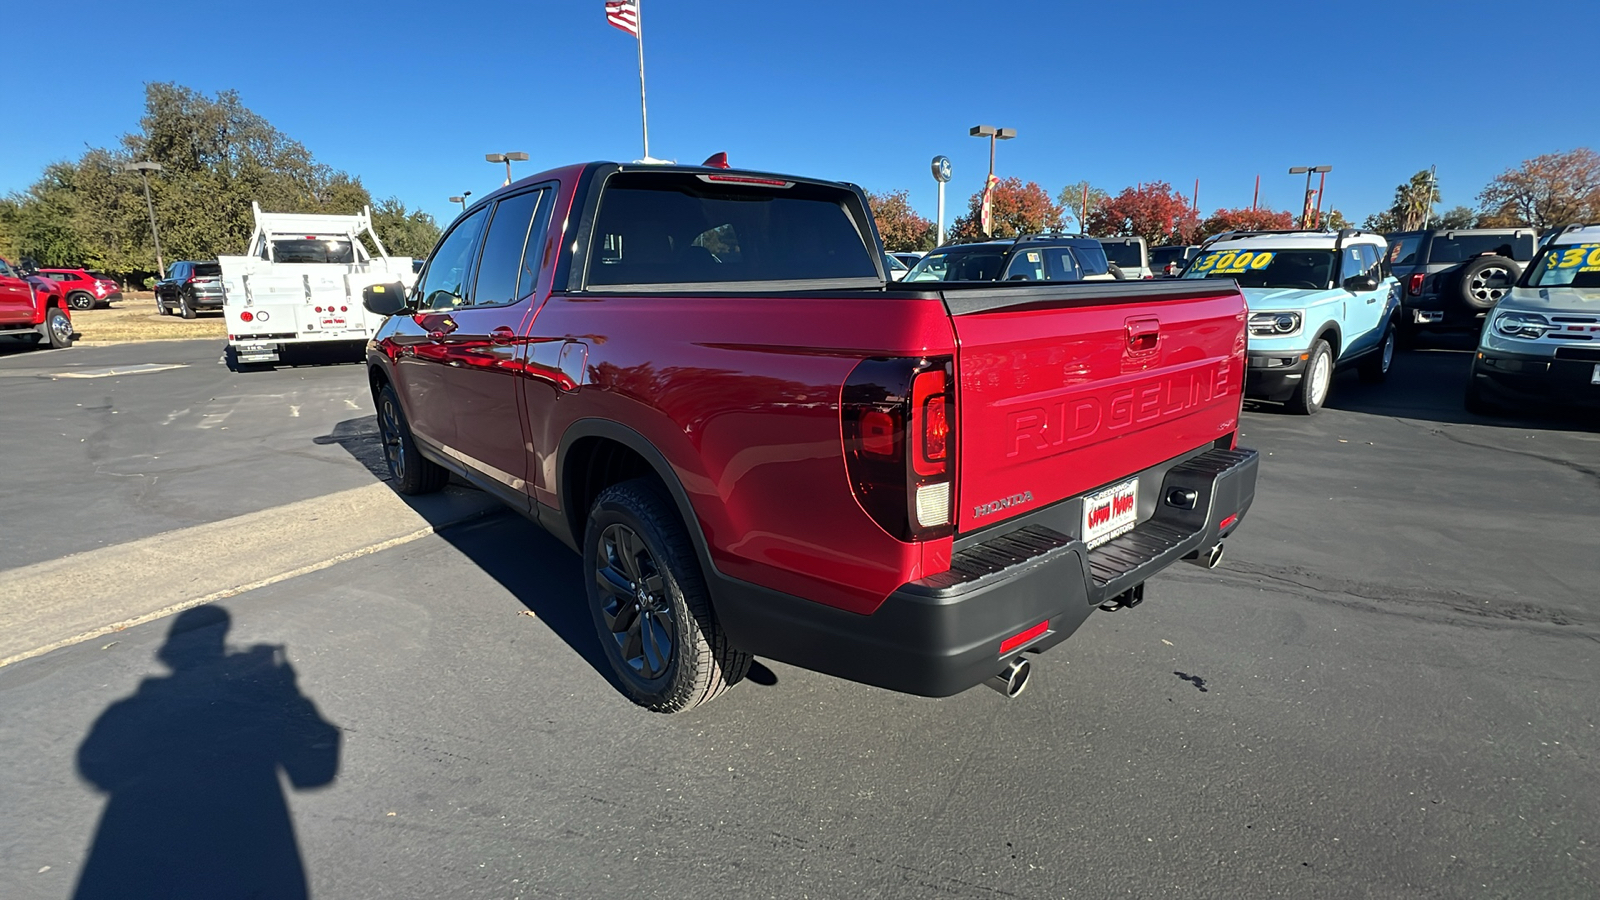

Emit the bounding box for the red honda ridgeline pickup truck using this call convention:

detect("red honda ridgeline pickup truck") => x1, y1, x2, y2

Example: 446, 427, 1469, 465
361, 162, 1258, 712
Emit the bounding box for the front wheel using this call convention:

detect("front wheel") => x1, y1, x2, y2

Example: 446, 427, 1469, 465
1286, 339, 1333, 415
68, 292, 95, 311
584, 479, 750, 713
43, 307, 73, 349
1358, 324, 1396, 384
375, 383, 449, 495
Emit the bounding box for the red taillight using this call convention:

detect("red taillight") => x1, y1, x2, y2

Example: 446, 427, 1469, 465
910, 369, 949, 476
1000, 620, 1050, 655
1219, 513, 1239, 531
340, 305, 348, 312
1408, 272, 1424, 296
239, 311, 254, 323
315, 306, 323, 313
841, 356, 956, 541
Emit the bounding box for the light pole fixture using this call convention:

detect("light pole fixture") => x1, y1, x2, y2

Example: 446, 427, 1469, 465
449, 190, 472, 211
121, 160, 166, 278
970, 125, 1016, 236
486, 152, 529, 187
1288, 165, 1332, 228
931, 155, 952, 247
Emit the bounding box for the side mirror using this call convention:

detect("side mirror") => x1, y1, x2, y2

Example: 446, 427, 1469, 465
1344, 273, 1379, 292
362, 282, 409, 316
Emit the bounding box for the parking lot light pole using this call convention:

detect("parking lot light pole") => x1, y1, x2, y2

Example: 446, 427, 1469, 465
449, 191, 472, 211
1289, 165, 1331, 229
121, 160, 166, 279
970, 125, 1015, 236
486, 152, 529, 187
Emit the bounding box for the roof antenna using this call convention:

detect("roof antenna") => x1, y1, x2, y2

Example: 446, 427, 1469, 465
702, 152, 730, 169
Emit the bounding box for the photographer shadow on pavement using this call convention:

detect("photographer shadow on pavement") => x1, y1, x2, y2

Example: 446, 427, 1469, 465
73, 605, 341, 900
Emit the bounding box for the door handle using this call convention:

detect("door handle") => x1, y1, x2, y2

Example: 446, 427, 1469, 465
1125, 315, 1161, 353
490, 326, 517, 345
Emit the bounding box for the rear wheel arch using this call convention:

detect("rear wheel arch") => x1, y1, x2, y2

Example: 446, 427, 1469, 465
557, 420, 716, 579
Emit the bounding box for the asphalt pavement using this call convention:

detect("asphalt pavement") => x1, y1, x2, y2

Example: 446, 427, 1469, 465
1, 337, 1596, 899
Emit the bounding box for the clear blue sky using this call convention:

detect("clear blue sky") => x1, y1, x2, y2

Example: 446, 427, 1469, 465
6, 0, 1597, 232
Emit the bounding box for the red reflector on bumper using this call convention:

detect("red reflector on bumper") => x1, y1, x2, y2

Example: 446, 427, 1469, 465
1000, 620, 1049, 655
1219, 514, 1238, 531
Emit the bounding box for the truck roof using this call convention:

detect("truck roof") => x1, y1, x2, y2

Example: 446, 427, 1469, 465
1548, 223, 1600, 246
1204, 230, 1385, 251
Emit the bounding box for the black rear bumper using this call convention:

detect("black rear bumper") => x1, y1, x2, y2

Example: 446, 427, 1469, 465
711, 447, 1259, 697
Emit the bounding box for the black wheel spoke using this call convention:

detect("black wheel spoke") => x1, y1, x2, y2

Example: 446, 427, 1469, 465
596, 523, 675, 681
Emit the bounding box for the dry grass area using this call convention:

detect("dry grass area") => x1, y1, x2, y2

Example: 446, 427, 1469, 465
72, 293, 226, 345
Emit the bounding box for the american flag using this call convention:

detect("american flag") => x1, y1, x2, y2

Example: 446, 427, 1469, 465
605, 0, 639, 37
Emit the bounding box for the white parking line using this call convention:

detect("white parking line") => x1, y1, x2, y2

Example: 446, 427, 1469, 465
51, 363, 189, 379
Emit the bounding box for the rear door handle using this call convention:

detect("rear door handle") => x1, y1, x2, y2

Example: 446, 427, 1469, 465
1125, 315, 1161, 353
490, 326, 517, 345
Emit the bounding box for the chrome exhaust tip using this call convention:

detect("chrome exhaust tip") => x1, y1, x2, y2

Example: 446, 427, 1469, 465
1185, 543, 1224, 569
986, 657, 1032, 699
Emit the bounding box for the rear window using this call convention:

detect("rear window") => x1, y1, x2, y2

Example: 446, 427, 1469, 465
87, 271, 113, 280
1387, 235, 1422, 266
271, 240, 355, 264
1426, 233, 1534, 264
1100, 240, 1144, 268
194, 263, 222, 277
585, 172, 878, 288
1149, 246, 1191, 270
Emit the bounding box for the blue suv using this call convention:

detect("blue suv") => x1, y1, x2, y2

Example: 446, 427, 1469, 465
1181, 229, 1400, 414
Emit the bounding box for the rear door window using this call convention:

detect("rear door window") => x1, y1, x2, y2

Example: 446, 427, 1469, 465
1100, 240, 1144, 268
470, 189, 549, 307
586, 172, 879, 288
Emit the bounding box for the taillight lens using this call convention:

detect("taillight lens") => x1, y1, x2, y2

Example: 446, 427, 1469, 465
841, 356, 955, 540
1408, 272, 1424, 296
239, 311, 254, 322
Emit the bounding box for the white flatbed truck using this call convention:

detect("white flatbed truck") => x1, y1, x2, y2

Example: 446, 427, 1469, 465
219, 202, 416, 365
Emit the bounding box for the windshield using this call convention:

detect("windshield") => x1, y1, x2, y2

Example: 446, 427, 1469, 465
1183, 248, 1336, 289
1526, 243, 1600, 288
1100, 241, 1144, 268
272, 239, 356, 264
904, 246, 1008, 282
1426, 233, 1534, 264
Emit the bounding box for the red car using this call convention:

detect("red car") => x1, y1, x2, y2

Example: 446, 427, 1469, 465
0, 257, 72, 350
38, 268, 123, 310
361, 160, 1258, 713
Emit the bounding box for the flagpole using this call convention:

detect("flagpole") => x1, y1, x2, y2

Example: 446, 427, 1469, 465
636, 0, 649, 160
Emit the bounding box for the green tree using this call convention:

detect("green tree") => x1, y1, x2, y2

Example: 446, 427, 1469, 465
1057, 181, 1108, 233
1438, 206, 1477, 228
1363, 170, 1439, 232
370, 198, 441, 259
3, 82, 430, 280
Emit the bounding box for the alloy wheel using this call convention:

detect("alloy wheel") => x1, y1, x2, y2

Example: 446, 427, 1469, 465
378, 396, 407, 481
1381, 330, 1394, 372
595, 523, 674, 680
1468, 266, 1510, 305
49, 311, 73, 345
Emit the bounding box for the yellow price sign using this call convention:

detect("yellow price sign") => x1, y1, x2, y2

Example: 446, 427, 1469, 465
1547, 243, 1600, 272
1194, 250, 1275, 275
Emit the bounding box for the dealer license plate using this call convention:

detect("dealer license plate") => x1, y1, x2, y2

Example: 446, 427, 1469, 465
1083, 477, 1138, 549
320, 315, 348, 330
1592, 363, 1600, 385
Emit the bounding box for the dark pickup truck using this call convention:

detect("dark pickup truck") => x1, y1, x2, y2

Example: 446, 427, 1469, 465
362, 161, 1259, 712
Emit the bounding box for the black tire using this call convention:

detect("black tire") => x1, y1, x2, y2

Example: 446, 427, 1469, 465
1358, 323, 1396, 384
375, 383, 449, 495
584, 478, 750, 713
1108, 264, 1126, 280
1286, 338, 1333, 415
43, 307, 73, 349
155, 293, 168, 315
1454, 256, 1521, 311
67, 292, 95, 311
179, 290, 197, 319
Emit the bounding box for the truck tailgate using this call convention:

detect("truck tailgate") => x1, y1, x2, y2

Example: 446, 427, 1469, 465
946, 281, 1246, 534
